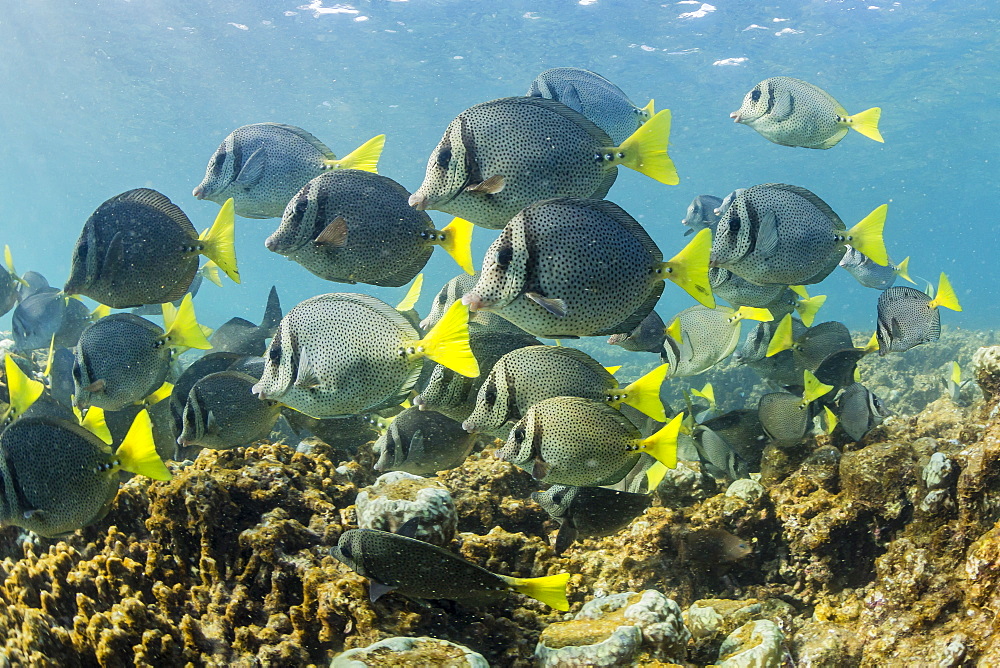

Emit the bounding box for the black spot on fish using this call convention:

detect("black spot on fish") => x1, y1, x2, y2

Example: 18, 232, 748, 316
764, 84, 775, 116
744, 198, 760, 255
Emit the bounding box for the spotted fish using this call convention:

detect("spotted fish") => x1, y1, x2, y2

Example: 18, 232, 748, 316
876, 273, 962, 355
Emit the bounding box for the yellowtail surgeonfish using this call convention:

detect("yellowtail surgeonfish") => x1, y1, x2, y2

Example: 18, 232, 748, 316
875, 273, 962, 355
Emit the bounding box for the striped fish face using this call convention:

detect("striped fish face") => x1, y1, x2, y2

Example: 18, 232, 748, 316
732, 78, 788, 125
194, 132, 243, 201
711, 193, 758, 267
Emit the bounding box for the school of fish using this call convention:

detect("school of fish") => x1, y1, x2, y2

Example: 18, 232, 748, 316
0, 68, 964, 611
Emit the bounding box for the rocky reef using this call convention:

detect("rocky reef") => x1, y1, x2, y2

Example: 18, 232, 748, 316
1, 334, 1000, 666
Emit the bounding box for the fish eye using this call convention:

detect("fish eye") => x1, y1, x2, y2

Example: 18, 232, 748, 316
513, 427, 525, 443
294, 197, 308, 216
268, 344, 281, 363
437, 292, 448, 305
484, 384, 497, 406
211, 150, 227, 178
495, 246, 513, 268
729, 215, 741, 233
72, 363, 83, 382
750, 88, 762, 103
436, 147, 452, 169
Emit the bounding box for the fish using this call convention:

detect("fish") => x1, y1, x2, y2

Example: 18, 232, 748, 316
252, 294, 478, 418
682, 195, 724, 237
373, 406, 477, 476
764, 285, 827, 325
462, 345, 669, 436
265, 170, 474, 287
283, 411, 380, 451
944, 362, 974, 404
758, 370, 833, 445
332, 527, 570, 610
693, 409, 767, 479
63, 189, 239, 308
168, 352, 246, 438
711, 184, 888, 286
46, 347, 78, 409
2, 354, 45, 426
607, 310, 667, 356
497, 397, 681, 487
709, 267, 787, 309
736, 317, 809, 388
0, 246, 22, 318
665, 304, 773, 378
422, 273, 527, 334
408, 96, 677, 230
130, 266, 214, 316
731, 77, 883, 149
526, 67, 654, 145
876, 273, 962, 355
413, 325, 540, 423
462, 198, 714, 339
11, 291, 92, 351
209, 286, 282, 356
840, 248, 913, 290
73, 294, 212, 411
177, 371, 282, 450
680, 528, 752, 565
193, 123, 385, 219
765, 317, 855, 372
0, 410, 170, 537
838, 382, 890, 441
532, 485, 651, 555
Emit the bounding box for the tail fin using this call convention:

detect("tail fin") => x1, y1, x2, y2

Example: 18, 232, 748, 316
198, 198, 240, 283
4, 355, 43, 420
325, 134, 385, 173
141, 381, 173, 407
733, 306, 773, 323
414, 300, 479, 377
846, 107, 884, 143
637, 412, 682, 468
437, 217, 475, 275
115, 410, 172, 480
162, 294, 212, 350
691, 382, 716, 410
844, 204, 888, 266
802, 370, 833, 407
950, 361, 962, 385
619, 363, 669, 421
4, 245, 26, 287
74, 405, 113, 444
645, 461, 669, 490
506, 572, 571, 611
930, 273, 962, 312
200, 260, 224, 287
660, 228, 715, 308
604, 365, 622, 375
665, 317, 682, 344
615, 109, 678, 185
822, 405, 839, 435
90, 303, 111, 321
792, 288, 826, 327
261, 286, 282, 332
639, 99, 655, 122
766, 314, 795, 357
396, 275, 423, 312
894, 256, 915, 285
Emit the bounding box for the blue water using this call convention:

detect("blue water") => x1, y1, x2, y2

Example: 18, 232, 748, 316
0, 0, 994, 333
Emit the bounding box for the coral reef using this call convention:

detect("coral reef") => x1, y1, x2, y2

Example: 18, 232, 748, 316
1, 335, 1000, 666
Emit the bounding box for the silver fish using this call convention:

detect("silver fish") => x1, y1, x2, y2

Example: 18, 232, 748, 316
373, 406, 476, 476
875, 274, 962, 355
840, 247, 912, 290
837, 383, 890, 441
682, 195, 723, 236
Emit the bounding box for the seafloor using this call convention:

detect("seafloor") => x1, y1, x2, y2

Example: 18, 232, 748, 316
1, 327, 998, 667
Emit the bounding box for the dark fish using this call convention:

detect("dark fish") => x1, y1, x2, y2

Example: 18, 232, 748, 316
409, 96, 677, 230
130, 270, 204, 316
838, 383, 890, 441
526, 67, 654, 145
731, 77, 883, 149
532, 484, 650, 555
711, 184, 888, 286
332, 527, 570, 609
681, 528, 752, 564
11, 290, 91, 351
758, 371, 832, 445
462, 198, 714, 339
737, 318, 809, 388
607, 310, 667, 355
693, 409, 767, 480
265, 170, 474, 287
46, 347, 78, 409
710, 267, 787, 309
373, 406, 477, 476
210, 286, 282, 356
193, 123, 384, 219
17, 271, 51, 301
682, 194, 723, 236
876, 273, 962, 355
63, 189, 239, 308
0, 411, 170, 537
177, 371, 281, 450
168, 352, 245, 437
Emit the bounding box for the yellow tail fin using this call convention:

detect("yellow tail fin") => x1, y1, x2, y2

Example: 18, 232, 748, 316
844, 204, 888, 266
438, 217, 475, 275
615, 109, 678, 185
619, 363, 669, 421
645, 461, 668, 490
691, 382, 716, 410
506, 572, 571, 611
822, 405, 839, 435
639, 99, 655, 122
802, 370, 833, 407
950, 361, 962, 385
200, 260, 224, 287
325, 134, 385, 173
162, 294, 212, 350
894, 256, 914, 285
396, 274, 423, 312
733, 306, 773, 323
604, 365, 622, 375
74, 405, 113, 444
43, 334, 56, 377
665, 317, 682, 344
930, 272, 962, 312
91, 303, 111, 321
637, 412, 682, 468
115, 410, 172, 480
863, 331, 879, 355
766, 314, 795, 357
198, 198, 240, 283
660, 228, 715, 308
4, 245, 26, 287
142, 381, 173, 406
413, 300, 479, 377
4, 355, 43, 420
795, 294, 826, 327
845, 107, 883, 143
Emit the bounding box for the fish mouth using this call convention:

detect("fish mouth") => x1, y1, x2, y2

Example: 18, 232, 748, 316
461, 419, 476, 433
251, 382, 269, 400
461, 292, 489, 312
408, 193, 429, 210
730, 111, 741, 123
192, 185, 205, 199
412, 395, 427, 411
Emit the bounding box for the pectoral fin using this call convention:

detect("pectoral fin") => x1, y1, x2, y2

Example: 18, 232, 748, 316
526, 292, 567, 317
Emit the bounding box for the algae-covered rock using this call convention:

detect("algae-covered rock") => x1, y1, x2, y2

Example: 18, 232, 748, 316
355, 471, 457, 546
331, 635, 488, 667
716, 619, 785, 667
